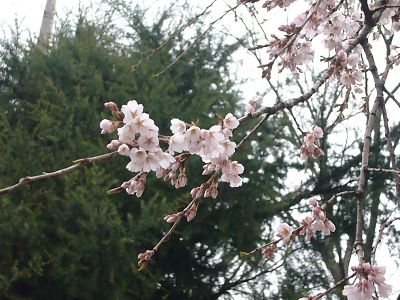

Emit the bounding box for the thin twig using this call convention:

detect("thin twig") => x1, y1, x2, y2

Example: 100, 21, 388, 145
154, 1, 246, 77
236, 114, 270, 150
311, 272, 357, 300
131, 0, 218, 71
371, 215, 400, 264
366, 167, 400, 175
383, 85, 400, 108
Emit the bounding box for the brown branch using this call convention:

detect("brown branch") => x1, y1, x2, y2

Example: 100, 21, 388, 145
383, 85, 400, 108
235, 114, 270, 150
311, 272, 357, 300
366, 167, 400, 174
0, 151, 118, 196
357, 36, 386, 265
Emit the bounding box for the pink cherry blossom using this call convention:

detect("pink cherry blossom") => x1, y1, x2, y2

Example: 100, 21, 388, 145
170, 118, 186, 134
223, 113, 239, 130
117, 144, 130, 156
100, 119, 116, 134
343, 279, 374, 300
121, 100, 144, 124
277, 223, 294, 244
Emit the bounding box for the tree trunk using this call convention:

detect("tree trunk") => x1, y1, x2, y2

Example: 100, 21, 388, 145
38, 0, 57, 52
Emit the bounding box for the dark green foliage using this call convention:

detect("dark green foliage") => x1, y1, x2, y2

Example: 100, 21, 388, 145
0, 8, 290, 300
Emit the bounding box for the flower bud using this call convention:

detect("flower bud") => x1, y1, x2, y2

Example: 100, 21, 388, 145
308, 197, 318, 207
107, 139, 121, 150
118, 144, 130, 156
104, 101, 119, 111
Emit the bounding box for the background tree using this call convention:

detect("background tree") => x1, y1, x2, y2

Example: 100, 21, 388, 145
0, 3, 292, 299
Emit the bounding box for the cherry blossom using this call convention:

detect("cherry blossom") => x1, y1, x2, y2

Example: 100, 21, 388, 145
343, 263, 392, 300
277, 223, 294, 244
300, 126, 325, 160
100, 119, 117, 134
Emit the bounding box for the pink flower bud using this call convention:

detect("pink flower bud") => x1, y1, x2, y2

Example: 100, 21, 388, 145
175, 174, 188, 188
190, 187, 203, 199
104, 101, 118, 111
308, 197, 318, 207
312, 220, 324, 232
107, 139, 122, 150
185, 202, 199, 222
313, 126, 323, 139
164, 213, 179, 223
118, 144, 130, 156
325, 219, 336, 233
261, 244, 277, 259
312, 207, 321, 218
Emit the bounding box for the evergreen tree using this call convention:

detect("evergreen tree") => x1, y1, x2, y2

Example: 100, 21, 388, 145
0, 6, 289, 299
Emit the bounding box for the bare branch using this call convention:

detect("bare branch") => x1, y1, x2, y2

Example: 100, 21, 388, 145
311, 272, 357, 300
0, 152, 118, 196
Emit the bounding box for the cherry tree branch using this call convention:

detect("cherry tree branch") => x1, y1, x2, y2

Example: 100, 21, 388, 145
239, 20, 378, 126
242, 190, 356, 257
366, 167, 400, 175
310, 272, 357, 300
0, 152, 118, 196
357, 33, 387, 264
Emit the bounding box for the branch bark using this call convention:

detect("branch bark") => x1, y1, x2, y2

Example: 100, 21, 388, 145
0, 152, 118, 196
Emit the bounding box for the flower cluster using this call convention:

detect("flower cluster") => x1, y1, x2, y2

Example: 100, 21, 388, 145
101, 100, 176, 195
257, 1, 372, 90
265, 196, 335, 260
329, 47, 364, 91
300, 126, 324, 160
100, 100, 245, 198
343, 263, 392, 300
299, 197, 336, 240
167, 113, 244, 188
